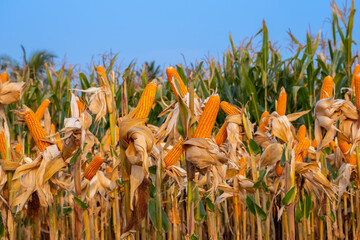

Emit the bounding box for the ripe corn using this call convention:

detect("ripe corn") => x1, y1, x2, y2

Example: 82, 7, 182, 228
77, 100, 84, 114
193, 95, 220, 138
351, 64, 360, 89
258, 111, 269, 132
164, 139, 184, 167
275, 161, 284, 176
346, 154, 357, 165
311, 139, 317, 148
294, 138, 310, 162
320, 76, 333, 99
96, 65, 107, 86
24, 108, 51, 152
276, 87, 287, 116
220, 101, 240, 115
355, 73, 360, 110
35, 99, 50, 121
0, 72, 7, 83
15, 143, 21, 158
238, 157, 247, 176
0, 132, 5, 160
133, 80, 157, 119
166, 67, 199, 99
214, 123, 227, 146
105, 167, 112, 173
296, 125, 306, 141
51, 124, 62, 151
84, 155, 105, 180
329, 141, 335, 152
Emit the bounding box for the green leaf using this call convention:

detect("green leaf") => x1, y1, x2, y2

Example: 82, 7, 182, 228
199, 200, 207, 220
253, 169, 266, 189
246, 195, 256, 216
255, 203, 267, 221
74, 197, 88, 210
280, 148, 286, 167
148, 199, 157, 227
305, 191, 312, 219
295, 202, 304, 223
69, 148, 81, 165
206, 198, 215, 213
149, 165, 157, 175
161, 206, 169, 232
249, 139, 261, 155
282, 186, 296, 206
190, 234, 199, 240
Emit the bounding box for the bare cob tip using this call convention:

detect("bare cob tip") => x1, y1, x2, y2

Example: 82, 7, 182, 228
320, 76, 333, 100
84, 155, 105, 180
276, 87, 287, 116
351, 64, 360, 89
220, 101, 241, 115
0, 72, 7, 83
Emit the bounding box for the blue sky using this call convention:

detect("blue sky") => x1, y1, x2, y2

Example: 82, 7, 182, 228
1, 0, 359, 70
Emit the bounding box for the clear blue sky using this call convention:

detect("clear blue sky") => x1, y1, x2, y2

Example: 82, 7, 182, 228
1, 0, 359, 70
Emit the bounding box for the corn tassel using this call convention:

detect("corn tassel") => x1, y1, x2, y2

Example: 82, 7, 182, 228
164, 139, 184, 167
0, 72, 7, 83
23, 108, 51, 152
258, 111, 269, 132
320, 76, 333, 99
294, 138, 310, 162
193, 95, 220, 138
220, 101, 240, 115
35, 99, 50, 121
276, 87, 287, 116
133, 80, 157, 119
214, 124, 227, 146
84, 155, 105, 180
297, 125, 306, 141
355, 73, 360, 110
351, 64, 360, 89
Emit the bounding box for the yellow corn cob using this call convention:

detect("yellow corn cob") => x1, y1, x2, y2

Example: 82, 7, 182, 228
296, 125, 306, 141
84, 155, 105, 180
294, 138, 310, 162
258, 111, 269, 132
15, 143, 21, 158
0, 132, 5, 160
339, 141, 350, 155
24, 108, 52, 152
214, 123, 227, 146
104, 126, 120, 146
164, 139, 184, 167
329, 141, 335, 152
311, 139, 317, 148
193, 95, 220, 138
96, 65, 107, 86
77, 100, 84, 114
220, 101, 240, 115
35, 99, 50, 121
51, 124, 62, 151
105, 167, 112, 173
133, 80, 157, 119
276, 87, 287, 116
346, 154, 357, 165
166, 66, 199, 100
355, 73, 360, 110
238, 157, 247, 176
320, 76, 333, 100
275, 161, 284, 176
351, 64, 360, 89
0, 72, 7, 83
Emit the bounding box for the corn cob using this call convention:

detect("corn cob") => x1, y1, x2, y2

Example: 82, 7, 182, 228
275, 161, 284, 176
24, 108, 52, 152
276, 87, 287, 116
214, 124, 227, 146
0, 132, 6, 160
84, 155, 105, 180
294, 138, 310, 162
193, 95, 220, 138
105, 167, 112, 173
76, 100, 84, 114
15, 143, 21, 158
355, 73, 360, 110
133, 80, 157, 119
96, 65, 107, 86
104, 126, 120, 146
164, 139, 184, 167
320, 76, 333, 100
351, 64, 360, 89
35, 99, 50, 121
330, 141, 335, 152
339, 141, 351, 155
238, 157, 247, 176
0, 72, 7, 83
166, 67, 199, 99
346, 154, 357, 165
258, 111, 269, 132
51, 124, 62, 151
311, 139, 317, 148
297, 125, 306, 141
220, 101, 240, 115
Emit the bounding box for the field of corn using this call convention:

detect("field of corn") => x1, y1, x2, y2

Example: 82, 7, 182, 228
0, 1, 360, 240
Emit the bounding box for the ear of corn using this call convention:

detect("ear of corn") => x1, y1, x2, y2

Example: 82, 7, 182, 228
35, 99, 50, 121
320, 76, 333, 99
0, 72, 7, 83
238, 157, 247, 176
276, 87, 287, 116
84, 155, 105, 180
193, 95, 220, 138
0, 132, 6, 159
220, 101, 240, 115
51, 124, 62, 151
311, 139, 317, 148
296, 125, 306, 141
275, 161, 284, 176
339, 141, 350, 155
164, 139, 184, 167
214, 123, 227, 146
258, 111, 269, 132
351, 64, 360, 89
15, 143, 21, 158
24, 108, 52, 152
355, 73, 360, 110
133, 80, 157, 119
166, 67, 199, 99
294, 138, 310, 162
346, 154, 357, 165
76, 100, 84, 115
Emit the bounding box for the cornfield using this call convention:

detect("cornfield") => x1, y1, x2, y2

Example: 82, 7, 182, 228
0, 1, 360, 239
